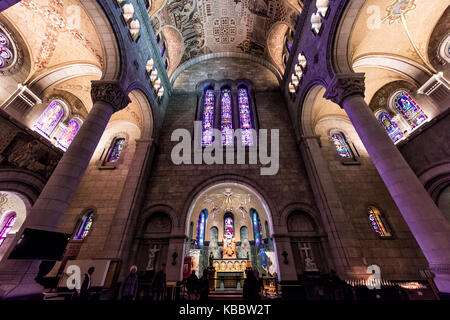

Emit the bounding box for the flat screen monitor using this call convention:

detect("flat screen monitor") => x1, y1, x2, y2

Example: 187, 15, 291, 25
8, 228, 71, 260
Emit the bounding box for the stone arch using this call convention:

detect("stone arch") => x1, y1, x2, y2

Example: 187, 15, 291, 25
287, 211, 317, 233
140, 204, 179, 232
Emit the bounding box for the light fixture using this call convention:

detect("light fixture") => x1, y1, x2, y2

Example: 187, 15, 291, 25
150, 69, 158, 82
154, 78, 161, 89
298, 54, 307, 69
158, 87, 165, 97
122, 3, 134, 22
291, 74, 300, 87
316, 0, 329, 17
289, 82, 296, 94
146, 59, 154, 73
129, 19, 140, 38
311, 13, 322, 35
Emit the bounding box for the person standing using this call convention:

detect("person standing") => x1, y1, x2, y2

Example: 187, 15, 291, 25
120, 265, 139, 300
78, 266, 95, 300
186, 270, 199, 300
243, 269, 259, 301
199, 269, 210, 301
152, 264, 167, 301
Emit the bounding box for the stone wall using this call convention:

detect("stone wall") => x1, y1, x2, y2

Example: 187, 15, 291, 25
315, 117, 428, 280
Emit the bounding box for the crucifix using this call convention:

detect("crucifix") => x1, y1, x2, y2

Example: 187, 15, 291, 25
146, 244, 160, 271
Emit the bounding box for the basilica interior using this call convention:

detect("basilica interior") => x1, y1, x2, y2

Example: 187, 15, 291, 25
0, 0, 449, 301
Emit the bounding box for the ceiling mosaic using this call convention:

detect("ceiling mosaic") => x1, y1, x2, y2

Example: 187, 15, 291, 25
150, 0, 299, 66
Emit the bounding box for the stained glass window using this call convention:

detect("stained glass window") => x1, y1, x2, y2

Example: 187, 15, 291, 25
160, 42, 166, 57
394, 92, 428, 128
238, 87, 254, 146
0, 32, 13, 69
57, 119, 80, 150
285, 38, 292, 53
107, 138, 125, 163
196, 210, 208, 248
34, 101, 64, 137
202, 89, 215, 147
221, 88, 233, 146
377, 112, 403, 143
224, 215, 234, 245
331, 133, 353, 159
251, 209, 262, 247
75, 212, 93, 240
0, 214, 16, 246
368, 206, 391, 237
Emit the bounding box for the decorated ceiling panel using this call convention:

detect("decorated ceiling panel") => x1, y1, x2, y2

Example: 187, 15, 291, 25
150, 0, 300, 70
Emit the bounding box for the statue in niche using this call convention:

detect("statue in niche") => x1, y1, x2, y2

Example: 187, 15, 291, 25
8, 140, 36, 168
304, 257, 319, 272
222, 237, 237, 259
238, 205, 247, 219
209, 252, 214, 267
146, 244, 160, 271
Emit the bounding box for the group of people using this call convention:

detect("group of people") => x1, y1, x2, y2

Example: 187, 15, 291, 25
185, 269, 210, 300
71, 264, 167, 301
71, 264, 264, 301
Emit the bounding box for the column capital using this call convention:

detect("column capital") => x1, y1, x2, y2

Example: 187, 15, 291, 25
324, 73, 366, 106
90, 80, 131, 112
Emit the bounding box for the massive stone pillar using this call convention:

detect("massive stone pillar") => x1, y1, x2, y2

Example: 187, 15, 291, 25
324, 73, 450, 293
0, 81, 130, 298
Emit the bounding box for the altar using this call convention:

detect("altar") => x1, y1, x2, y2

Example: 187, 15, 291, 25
212, 259, 251, 290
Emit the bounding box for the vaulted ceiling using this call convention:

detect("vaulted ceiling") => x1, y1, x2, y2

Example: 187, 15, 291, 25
150, 0, 301, 77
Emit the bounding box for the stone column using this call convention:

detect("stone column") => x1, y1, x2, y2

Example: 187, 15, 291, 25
324, 73, 450, 293
22, 81, 131, 231
0, 81, 130, 299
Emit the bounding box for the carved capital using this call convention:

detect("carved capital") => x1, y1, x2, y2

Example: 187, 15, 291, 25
324, 73, 366, 106
90, 80, 131, 112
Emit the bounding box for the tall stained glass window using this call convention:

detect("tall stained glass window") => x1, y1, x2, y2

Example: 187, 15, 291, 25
57, 119, 80, 150
238, 87, 254, 146
368, 206, 391, 237
224, 215, 234, 244
221, 88, 233, 146
0, 32, 13, 69
394, 92, 428, 128
196, 210, 208, 248
331, 133, 353, 159
75, 211, 94, 240
107, 138, 125, 163
202, 89, 215, 147
34, 101, 64, 137
378, 112, 403, 143
251, 209, 262, 247
0, 214, 16, 246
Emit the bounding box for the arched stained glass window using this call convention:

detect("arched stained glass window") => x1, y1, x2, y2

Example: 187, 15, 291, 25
75, 211, 94, 240
221, 88, 233, 146
107, 138, 125, 163
368, 206, 391, 237
238, 87, 254, 146
160, 42, 166, 57
378, 112, 403, 143
331, 133, 353, 159
57, 119, 80, 150
0, 32, 13, 69
250, 208, 262, 247
34, 101, 64, 137
196, 209, 208, 248
0, 214, 16, 246
224, 214, 234, 244
394, 92, 428, 128
202, 89, 215, 147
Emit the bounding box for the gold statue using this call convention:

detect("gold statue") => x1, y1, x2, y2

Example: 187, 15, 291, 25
222, 237, 236, 259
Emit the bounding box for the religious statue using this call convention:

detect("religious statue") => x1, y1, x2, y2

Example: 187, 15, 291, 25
8, 141, 35, 168
304, 257, 319, 272
222, 237, 237, 259
146, 244, 160, 271
209, 251, 214, 267
238, 205, 247, 219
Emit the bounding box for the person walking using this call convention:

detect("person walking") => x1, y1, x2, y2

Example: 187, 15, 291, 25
152, 264, 167, 301
120, 265, 139, 300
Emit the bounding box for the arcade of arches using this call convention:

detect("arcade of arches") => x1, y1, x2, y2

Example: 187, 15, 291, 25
0, 0, 449, 300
